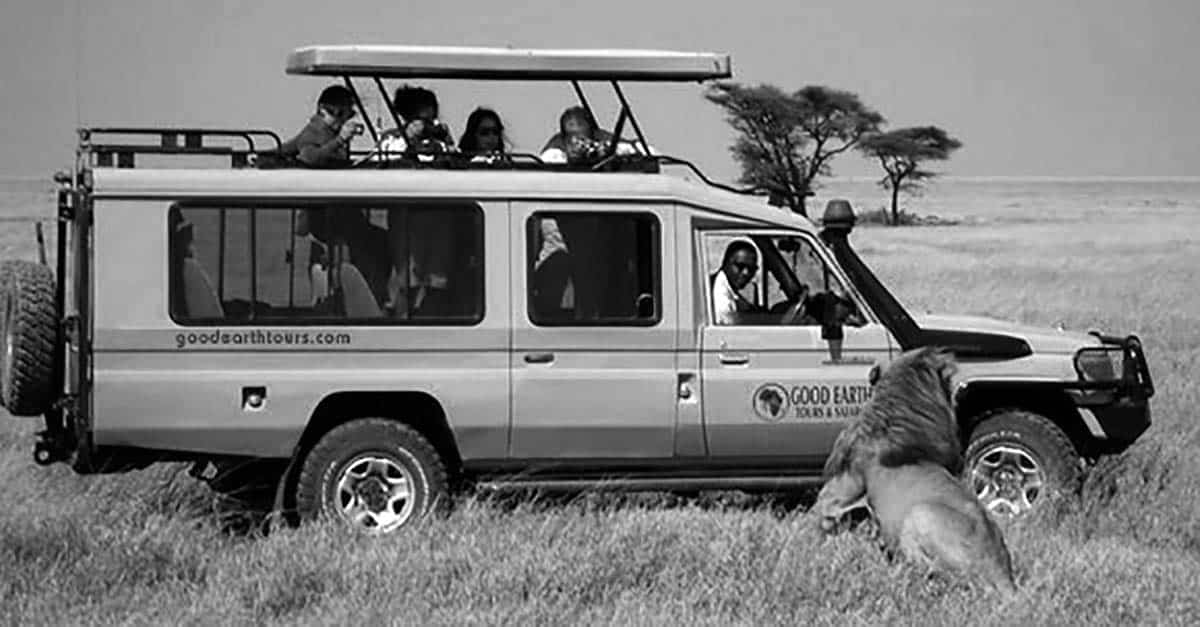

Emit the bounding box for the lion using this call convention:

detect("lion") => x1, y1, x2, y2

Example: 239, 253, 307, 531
814, 345, 963, 531
810, 346, 1018, 593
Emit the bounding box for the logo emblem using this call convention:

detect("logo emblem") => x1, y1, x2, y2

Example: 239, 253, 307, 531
753, 383, 790, 422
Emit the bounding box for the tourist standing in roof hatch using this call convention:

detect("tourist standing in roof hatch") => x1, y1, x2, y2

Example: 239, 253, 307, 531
270, 85, 364, 168
458, 107, 509, 156
379, 84, 456, 158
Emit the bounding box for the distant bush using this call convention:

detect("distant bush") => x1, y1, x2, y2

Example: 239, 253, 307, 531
856, 206, 961, 227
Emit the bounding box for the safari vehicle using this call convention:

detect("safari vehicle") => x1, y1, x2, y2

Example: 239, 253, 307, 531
0, 45, 1154, 534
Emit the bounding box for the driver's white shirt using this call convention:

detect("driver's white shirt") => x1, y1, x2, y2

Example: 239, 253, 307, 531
711, 269, 741, 325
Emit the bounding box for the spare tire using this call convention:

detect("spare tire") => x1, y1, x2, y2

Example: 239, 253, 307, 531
0, 260, 58, 416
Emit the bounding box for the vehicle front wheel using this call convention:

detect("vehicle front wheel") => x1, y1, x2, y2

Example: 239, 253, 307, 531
964, 409, 1083, 518
295, 418, 448, 535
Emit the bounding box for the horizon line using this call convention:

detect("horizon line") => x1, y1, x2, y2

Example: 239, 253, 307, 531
3, 173, 1200, 185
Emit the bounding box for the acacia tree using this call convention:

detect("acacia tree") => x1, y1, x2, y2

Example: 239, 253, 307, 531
858, 126, 963, 225
704, 83, 885, 216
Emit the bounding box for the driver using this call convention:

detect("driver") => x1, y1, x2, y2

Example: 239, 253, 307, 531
713, 239, 871, 331
711, 240, 767, 325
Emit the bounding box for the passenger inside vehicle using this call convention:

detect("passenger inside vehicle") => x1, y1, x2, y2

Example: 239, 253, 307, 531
296, 207, 392, 310
530, 217, 576, 321
384, 201, 491, 322
168, 206, 225, 319
387, 207, 459, 318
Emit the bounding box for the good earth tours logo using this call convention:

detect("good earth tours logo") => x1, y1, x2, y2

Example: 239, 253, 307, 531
752, 382, 874, 421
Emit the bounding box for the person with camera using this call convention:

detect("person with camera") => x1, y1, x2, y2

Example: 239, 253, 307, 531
271, 85, 364, 169
539, 105, 657, 165
379, 84, 457, 160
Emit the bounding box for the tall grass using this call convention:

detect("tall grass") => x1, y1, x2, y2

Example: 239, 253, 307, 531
2, 201, 1199, 625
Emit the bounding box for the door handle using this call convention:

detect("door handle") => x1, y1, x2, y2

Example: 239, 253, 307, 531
524, 352, 555, 364
719, 352, 750, 366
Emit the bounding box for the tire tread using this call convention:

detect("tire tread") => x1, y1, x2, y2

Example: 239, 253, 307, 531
965, 407, 1083, 489
0, 260, 58, 416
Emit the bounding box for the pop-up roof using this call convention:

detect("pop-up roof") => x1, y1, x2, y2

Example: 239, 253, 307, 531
285, 44, 732, 81
78, 43, 752, 196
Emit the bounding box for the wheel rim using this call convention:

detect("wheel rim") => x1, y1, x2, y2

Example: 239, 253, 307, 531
333, 454, 416, 534
969, 443, 1045, 517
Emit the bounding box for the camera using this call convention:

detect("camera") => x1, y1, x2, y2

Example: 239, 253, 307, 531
409, 118, 451, 143
405, 118, 454, 154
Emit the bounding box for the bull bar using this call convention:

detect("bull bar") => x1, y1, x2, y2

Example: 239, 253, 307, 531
1075, 332, 1155, 400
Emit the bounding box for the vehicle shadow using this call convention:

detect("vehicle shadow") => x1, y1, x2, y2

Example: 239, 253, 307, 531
457, 485, 831, 521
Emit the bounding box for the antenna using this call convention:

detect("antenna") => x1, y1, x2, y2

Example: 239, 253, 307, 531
74, 0, 82, 129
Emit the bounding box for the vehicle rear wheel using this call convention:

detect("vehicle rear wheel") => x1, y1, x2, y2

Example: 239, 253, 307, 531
964, 409, 1082, 518
295, 418, 448, 535
0, 260, 58, 416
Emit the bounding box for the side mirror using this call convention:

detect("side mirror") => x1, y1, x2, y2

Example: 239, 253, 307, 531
820, 293, 848, 362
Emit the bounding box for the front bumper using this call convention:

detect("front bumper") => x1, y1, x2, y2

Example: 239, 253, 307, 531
1081, 398, 1152, 451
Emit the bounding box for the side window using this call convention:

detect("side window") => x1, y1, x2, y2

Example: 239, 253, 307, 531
703, 231, 866, 328
527, 211, 660, 326
169, 202, 484, 325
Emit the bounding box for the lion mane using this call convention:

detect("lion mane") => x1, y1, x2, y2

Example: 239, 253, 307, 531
821, 346, 962, 482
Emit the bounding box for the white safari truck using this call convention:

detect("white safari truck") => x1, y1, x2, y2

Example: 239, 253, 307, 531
0, 45, 1154, 534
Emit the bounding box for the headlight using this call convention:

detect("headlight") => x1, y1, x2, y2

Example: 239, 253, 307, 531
1074, 347, 1125, 382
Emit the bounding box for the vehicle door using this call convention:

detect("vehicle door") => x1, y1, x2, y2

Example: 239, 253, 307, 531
508, 201, 678, 459
697, 229, 894, 466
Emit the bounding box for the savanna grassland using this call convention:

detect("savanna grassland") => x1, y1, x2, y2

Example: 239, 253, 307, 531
1, 184, 1198, 626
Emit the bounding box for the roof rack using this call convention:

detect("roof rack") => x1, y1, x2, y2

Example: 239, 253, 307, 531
76, 128, 764, 191
80, 128, 282, 169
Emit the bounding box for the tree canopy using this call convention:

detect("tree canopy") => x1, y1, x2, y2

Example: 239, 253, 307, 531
857, 126, 963, 225
704, 83, 885, 216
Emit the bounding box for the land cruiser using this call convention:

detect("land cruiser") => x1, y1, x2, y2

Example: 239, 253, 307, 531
0, 45, 1154, 534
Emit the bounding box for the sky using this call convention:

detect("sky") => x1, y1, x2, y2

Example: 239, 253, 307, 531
1, 0, 1197, 183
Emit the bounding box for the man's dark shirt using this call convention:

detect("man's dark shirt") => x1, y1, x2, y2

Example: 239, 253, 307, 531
275, 114, 350, 168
